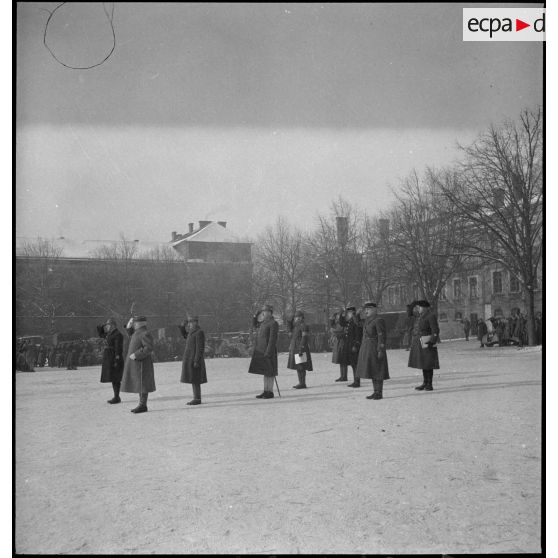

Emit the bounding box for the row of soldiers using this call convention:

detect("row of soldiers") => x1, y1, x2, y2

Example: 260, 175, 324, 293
95, 299, 441, 412
15, 339, 100, 372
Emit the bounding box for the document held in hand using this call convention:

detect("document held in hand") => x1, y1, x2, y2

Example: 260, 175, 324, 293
295, 353, 307, 364
420, 336, 434, 349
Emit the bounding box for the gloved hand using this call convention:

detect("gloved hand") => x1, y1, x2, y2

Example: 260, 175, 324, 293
126, 317, 134, 329
129, 353, 136, 361
193, 361, 199, 368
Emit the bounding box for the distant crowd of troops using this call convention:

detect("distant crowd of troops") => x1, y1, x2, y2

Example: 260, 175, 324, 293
463, 309, 543, 347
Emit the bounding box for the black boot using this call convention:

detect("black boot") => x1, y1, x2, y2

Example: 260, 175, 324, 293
415, 371, 427, 390
131, 392, 148, 413
293, 369, 303, 389
367, 379, 377, 399
262, 391, 274, 399
373, 379, 383, 399
425, 370, 434, 391
348, 368, 361, 388
108, 382, 121, 404
188, 383, 202, 405
256, 391, 266, 398
293, 368, 307, 389
335, 365, 348, 382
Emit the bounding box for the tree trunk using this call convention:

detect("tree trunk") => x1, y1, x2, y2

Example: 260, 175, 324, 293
525, 286, 536, 346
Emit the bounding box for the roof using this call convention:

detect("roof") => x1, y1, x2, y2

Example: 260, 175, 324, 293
171, 221, 248, 247
15, 237, 170, 259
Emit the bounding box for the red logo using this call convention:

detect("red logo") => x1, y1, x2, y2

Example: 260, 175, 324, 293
516, 19, 530, 31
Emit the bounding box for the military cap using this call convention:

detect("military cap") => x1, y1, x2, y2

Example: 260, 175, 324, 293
345, 306, 356, 312
416, 300, 430, 308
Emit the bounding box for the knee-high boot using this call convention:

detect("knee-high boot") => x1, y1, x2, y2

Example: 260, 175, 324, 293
108, 382, 121, 404
425, 370, 434, 391
187, 383, 202, 405
367, 379, 378, 399
300, 368, 307, 388
375, 379, 383, 399
348, 366, 360, 388
132, 392, 148, 413
415, 371, 427, 390
336, 364, 348, 382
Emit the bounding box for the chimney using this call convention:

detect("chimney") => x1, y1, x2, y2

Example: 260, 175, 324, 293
379, 219, 390, 240
188, 223, 194, 233
336, 216, 348, 246
493, 188, 505, 209
217, 221, 227, 228
171, 231, 177, 241
199, 220, 212, 229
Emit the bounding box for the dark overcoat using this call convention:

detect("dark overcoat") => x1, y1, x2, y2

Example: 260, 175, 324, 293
248, 317, 279, 377
121, 326, 156, 393
287, 323, 313, 371
330, 321, 349, 365
356, 316, 389, 380
342, 314, 362, 368
408, 310, 440, 370
477, 321, 488, 341
97, 326, 124, 383
179, 325, 207, 384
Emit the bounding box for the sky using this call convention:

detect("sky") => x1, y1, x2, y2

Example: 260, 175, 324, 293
16, 2, 543, 242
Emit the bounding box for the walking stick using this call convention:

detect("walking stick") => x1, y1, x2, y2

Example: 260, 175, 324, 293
274, 377, 281, 397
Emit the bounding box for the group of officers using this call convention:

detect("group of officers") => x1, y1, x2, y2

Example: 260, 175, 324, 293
97, 299, 440, 413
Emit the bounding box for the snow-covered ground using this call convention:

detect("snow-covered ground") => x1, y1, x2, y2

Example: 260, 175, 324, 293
15, 340, 541, 554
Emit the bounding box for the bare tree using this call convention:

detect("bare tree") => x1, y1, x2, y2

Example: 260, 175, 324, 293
359, 215, 399, 304
307, 197, 363, 315
16, 238, 65, 331
90, 234, 140, 315
437, 107, 542, 344
254, 217, 310, 321
388, 169, 468, 313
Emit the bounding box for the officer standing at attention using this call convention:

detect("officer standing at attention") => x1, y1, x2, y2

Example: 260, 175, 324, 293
356, 302, 389, 400
248, 304, 279, 399
179, 315, 207, 406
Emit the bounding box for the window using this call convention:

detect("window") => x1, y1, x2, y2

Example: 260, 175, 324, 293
492, 271, 503, 294
469, 277, 478, 299
510, 274, 520, 293
439, 283, 447, 301
453, 278, 461, 299
455, 311, 463, 321
388, 286, 396, 305
438, 312, 448, 322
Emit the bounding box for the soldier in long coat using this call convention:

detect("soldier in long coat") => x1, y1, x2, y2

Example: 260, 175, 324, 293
330, 311, 349, 382
248, 304, 279, 399
179, 315, 207, 405
356, 302, 389, 400
341, 306, 363, 388
408, 300, 440, 391
121, 315, 156, 413
97, 317, 124, 404
287, 310, 313, 389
